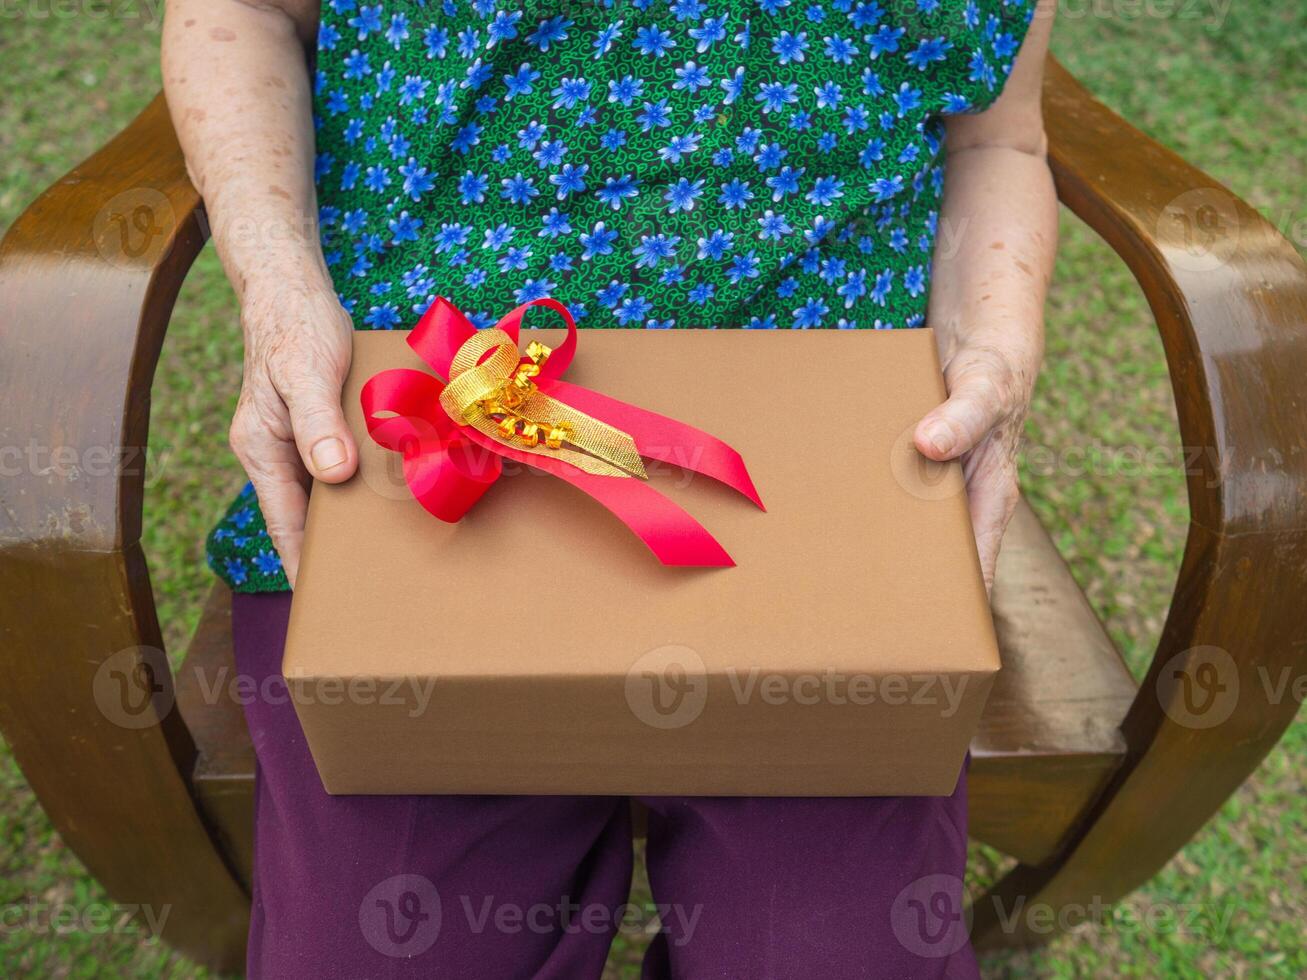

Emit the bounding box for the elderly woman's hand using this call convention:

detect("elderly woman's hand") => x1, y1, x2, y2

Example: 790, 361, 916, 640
913, 318, 1043, 593
228, 280, 358, 586
163, 0, 341, 586
916, 0, 1056, 593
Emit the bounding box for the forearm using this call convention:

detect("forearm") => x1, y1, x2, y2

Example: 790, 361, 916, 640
911, 0, 1056, 590
162, 1, 354, 586
927, 0, 1057, 381
161, 0, 326, 303
927, 141, 1057, 375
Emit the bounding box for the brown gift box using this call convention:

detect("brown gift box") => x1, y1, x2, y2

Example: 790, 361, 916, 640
285, 328, 998, 796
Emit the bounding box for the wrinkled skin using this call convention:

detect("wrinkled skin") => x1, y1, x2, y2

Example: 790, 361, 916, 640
917, 313, 1045, 592
228, 281, 355, 584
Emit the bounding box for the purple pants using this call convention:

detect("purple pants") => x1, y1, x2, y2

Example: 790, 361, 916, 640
234, 593, 977, 979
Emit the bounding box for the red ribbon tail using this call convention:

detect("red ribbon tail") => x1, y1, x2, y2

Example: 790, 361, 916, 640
545, 379, 764, 510
458, 428, 735, 566
566, 470, 736, 567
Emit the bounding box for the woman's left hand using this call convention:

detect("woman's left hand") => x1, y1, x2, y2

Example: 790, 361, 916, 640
913, 318, 1043, 593
915, 0, 1056, 594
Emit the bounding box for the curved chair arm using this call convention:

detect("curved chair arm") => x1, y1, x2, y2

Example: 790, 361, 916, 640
0, 95, 247, 969
974, 59, 1307, 945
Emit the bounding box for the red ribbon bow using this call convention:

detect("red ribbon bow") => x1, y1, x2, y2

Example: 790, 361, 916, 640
360, 298, 763, 566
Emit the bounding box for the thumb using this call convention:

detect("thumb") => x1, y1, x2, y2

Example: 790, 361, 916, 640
914, 374, 1005, 462
283, 377, 359, 484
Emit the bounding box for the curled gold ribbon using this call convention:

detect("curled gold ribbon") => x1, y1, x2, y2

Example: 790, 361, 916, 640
438, 328, 648, 480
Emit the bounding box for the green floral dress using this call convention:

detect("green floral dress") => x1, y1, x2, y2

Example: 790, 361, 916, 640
208, 0, 1036, 591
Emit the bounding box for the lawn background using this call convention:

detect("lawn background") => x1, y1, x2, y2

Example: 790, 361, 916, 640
1, 1, 1303, 976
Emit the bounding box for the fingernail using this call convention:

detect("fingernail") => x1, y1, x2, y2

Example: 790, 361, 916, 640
924, 422, 954, 456
311, 437, 346, 471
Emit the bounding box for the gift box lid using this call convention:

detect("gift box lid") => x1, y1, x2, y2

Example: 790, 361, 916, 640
289, 328, 996, 681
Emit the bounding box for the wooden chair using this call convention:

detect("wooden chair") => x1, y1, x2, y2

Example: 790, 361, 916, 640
2, 58, 1304, 972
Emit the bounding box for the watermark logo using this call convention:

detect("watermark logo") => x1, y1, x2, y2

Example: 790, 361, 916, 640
1156, 645, 1239, 729
889, 425, 962, 502
624, 644, 708, 729
890, 873, 972, 959
92, 646, 174, 729
93, 186, 175, 270
359, 875, 442, 958
1159, 187, 1241, 274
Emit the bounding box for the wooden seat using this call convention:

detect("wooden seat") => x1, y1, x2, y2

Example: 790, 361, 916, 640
972, 499, 1136, 865
3, 59, 1306, 970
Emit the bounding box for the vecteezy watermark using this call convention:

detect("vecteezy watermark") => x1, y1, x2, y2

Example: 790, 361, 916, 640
0, 900, 171, 938
724, 669, 970, 715
0, 439, 170, 487
984, 893, 1239, 942
1156, 645, 1307, 730
625, 644, 709, 729
359, 875, 701, 960
359, 431, 708, 503
1156, 645, 1240, 729
87, 188, 335, 279
1055, 0, 1233, 30
889, 425, 965, 502
1252, 202, 1307, 253
93, 187, 176, 270
0, 0, 163, 27
891, 877, 1241, 960
891, 418, 1230, 502
1158, 187, 1243, 274
208, 668, 437, 719
1019, 440, 1225, 488
93, 650, 438, 729
92, 646, 175, 730
458, 896, 701, 946
624, 646, 971, 729
1257, 664, 1307, 711
359, 875, 443, 958
890, 874, 973, 958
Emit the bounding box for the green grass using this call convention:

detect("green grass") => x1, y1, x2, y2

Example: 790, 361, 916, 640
1, 5, 1303, 977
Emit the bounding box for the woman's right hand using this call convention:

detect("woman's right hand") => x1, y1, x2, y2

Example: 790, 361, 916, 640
164, 0, 341, 585
228, 279, 357, 587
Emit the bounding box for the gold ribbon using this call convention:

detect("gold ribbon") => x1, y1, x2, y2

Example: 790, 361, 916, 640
439, 328, 648, 480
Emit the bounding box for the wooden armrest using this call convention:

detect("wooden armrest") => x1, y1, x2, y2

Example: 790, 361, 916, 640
0, 95, 245, 969
0, 93, 206, 550
1043, 54, 1307, 776
1043, 56, 1307, 537
975, 59, 1307, 947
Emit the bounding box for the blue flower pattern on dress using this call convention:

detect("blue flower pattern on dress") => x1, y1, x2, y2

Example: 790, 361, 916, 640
208, 0, 1034, 591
